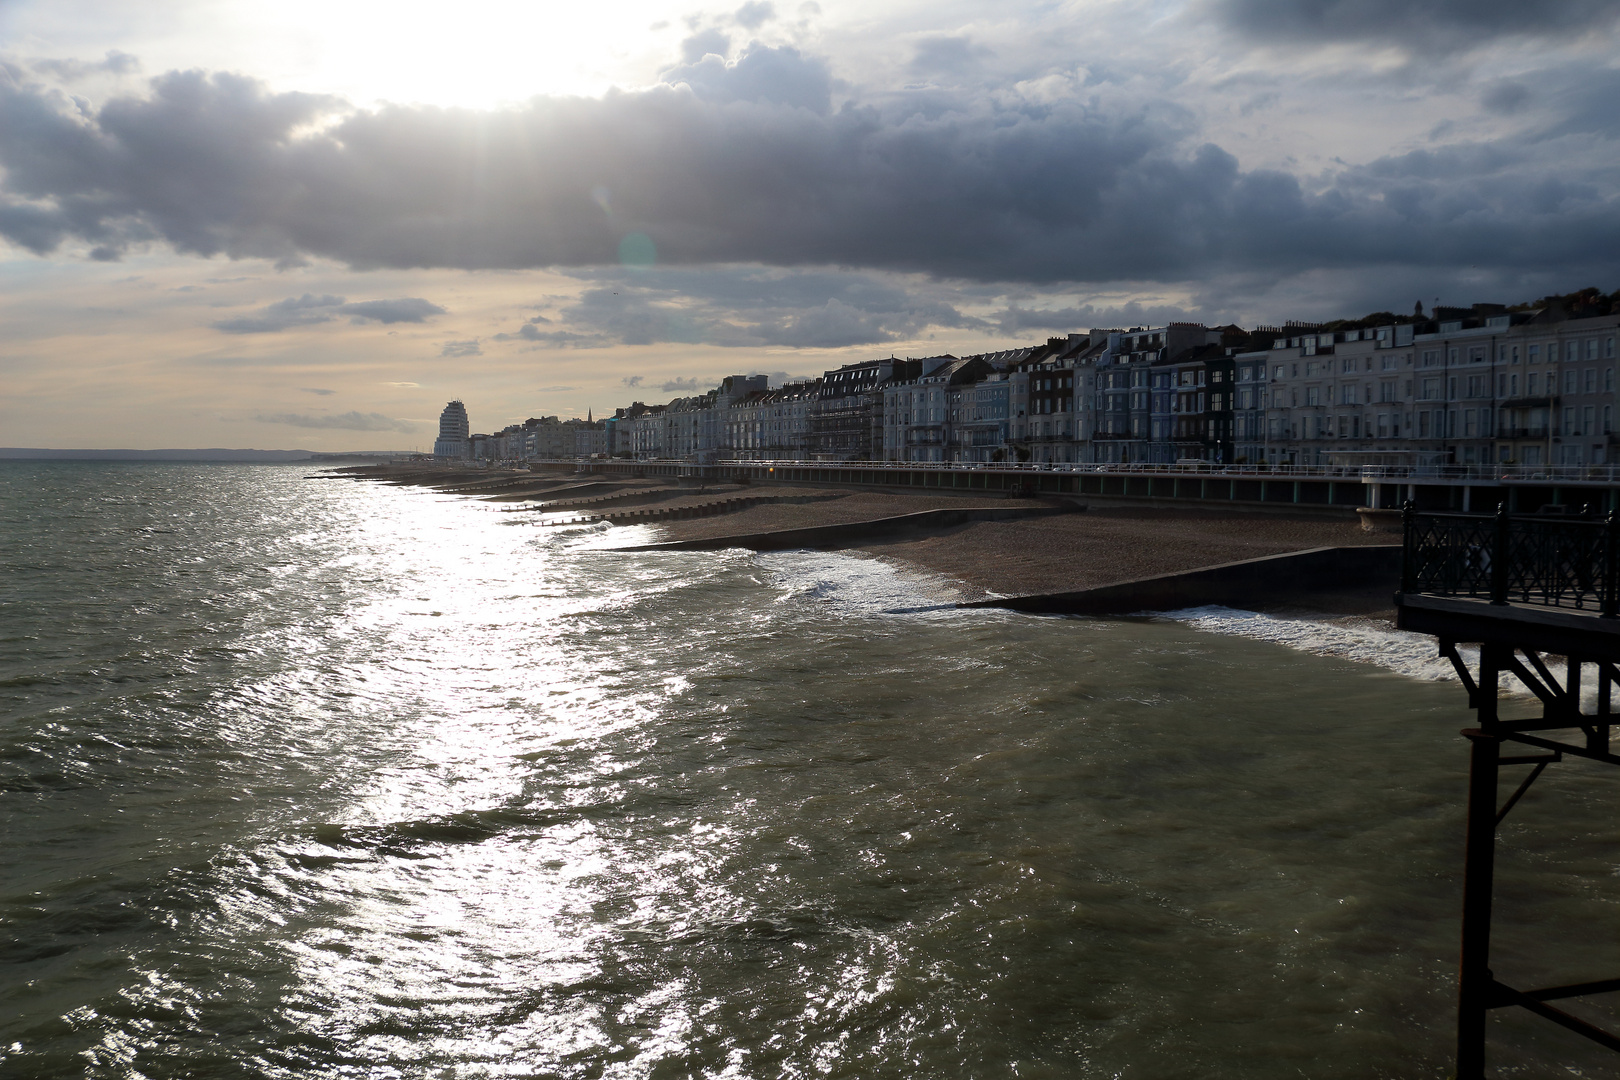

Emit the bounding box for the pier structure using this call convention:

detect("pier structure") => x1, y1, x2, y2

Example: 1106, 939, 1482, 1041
1397, 502, 1620, 1076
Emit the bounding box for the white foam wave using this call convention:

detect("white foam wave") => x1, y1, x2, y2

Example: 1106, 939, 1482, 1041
755, 550, 965, 616
1159, 606, 1468, 683
553, 520, 660, 550
1159, 605, 1600, 708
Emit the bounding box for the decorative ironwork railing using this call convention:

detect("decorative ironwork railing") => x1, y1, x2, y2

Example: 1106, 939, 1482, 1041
1401, 502, 1620, 614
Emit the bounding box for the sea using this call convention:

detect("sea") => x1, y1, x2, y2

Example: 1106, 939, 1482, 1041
3, 461, 1618, 1079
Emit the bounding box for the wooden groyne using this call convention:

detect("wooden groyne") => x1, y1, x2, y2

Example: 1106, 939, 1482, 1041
618, 504, 1079, 551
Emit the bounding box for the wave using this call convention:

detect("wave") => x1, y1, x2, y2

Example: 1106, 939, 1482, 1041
1157, 605, 1600, 707
754, 550, 966, 616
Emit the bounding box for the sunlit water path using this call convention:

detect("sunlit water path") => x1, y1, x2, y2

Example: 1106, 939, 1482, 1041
3, 462, 1617, 1078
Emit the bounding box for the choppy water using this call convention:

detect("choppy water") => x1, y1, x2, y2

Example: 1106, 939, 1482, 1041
3, 462, 1618, 1078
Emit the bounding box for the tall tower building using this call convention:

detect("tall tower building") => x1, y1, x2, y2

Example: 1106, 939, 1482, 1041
433, 400, 470, 458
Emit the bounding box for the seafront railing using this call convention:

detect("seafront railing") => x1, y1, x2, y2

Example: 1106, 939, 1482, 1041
714, 460, 1620, 484
510, 456, 1620, 484
1401, 502, 1620, 613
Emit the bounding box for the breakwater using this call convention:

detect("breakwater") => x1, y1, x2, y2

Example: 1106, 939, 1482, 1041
623, 503, 1078, 551
962, 545, 1403, 615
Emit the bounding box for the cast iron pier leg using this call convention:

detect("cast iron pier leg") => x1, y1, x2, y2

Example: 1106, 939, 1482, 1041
1457, 642, 1502, 1079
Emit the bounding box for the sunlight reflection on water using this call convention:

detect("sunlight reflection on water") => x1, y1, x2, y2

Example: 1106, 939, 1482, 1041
2, 463, 1618, 1078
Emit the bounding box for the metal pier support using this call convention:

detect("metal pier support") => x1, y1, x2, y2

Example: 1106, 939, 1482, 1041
1438, 641, 1620, 1077
1458, 731, 1499, 1077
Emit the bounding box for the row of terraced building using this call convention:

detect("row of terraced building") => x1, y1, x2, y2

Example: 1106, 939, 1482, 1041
440, 299, 1620, 468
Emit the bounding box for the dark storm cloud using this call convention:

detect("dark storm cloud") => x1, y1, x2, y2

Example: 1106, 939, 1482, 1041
29, 50, 140, 81
1481, 81, 1531, 115
680, 29, 732, 63
909, 35, 993, 74
733, 2, 776, 30
1, 49, 1618, 288
661, 42, 832, 110
991, 299, 1204, 335
256, 410, 416, 432
336, 297, 446, 323
213, 293, 345, 333
212, 293, 445, 333
1204, 0, 1620, 44
500, 266, 989, 349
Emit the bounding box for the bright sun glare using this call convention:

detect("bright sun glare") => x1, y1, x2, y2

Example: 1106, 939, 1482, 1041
240, 0, 690, 108
0, 0, 700, 110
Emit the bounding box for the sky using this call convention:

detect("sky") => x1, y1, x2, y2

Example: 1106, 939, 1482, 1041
1, 0, 1618, 449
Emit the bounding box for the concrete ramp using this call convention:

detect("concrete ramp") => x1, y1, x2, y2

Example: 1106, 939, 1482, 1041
960, 545, 1401, 615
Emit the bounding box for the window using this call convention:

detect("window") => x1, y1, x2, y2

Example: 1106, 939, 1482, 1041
1342, 357, 1355, 373
1422, 350, 1438, 367
1528, 373, 1538, 395
1565, 370, 1577, 394
1498, 373, 1508, 397
1464, 409, 1477, 437
1529, 345, 1540, 363
1468, 375, 1486, 398
1378, 413, 1389, 437
1586, 369, 1597, 393
1606, 405, 1613, 435
1306, 387, 1321, 406
1609, 367, 1616, 393
1587, 339, 1598, 360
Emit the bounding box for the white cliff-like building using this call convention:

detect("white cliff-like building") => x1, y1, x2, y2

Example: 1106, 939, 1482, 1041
434, 400, 470, 458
